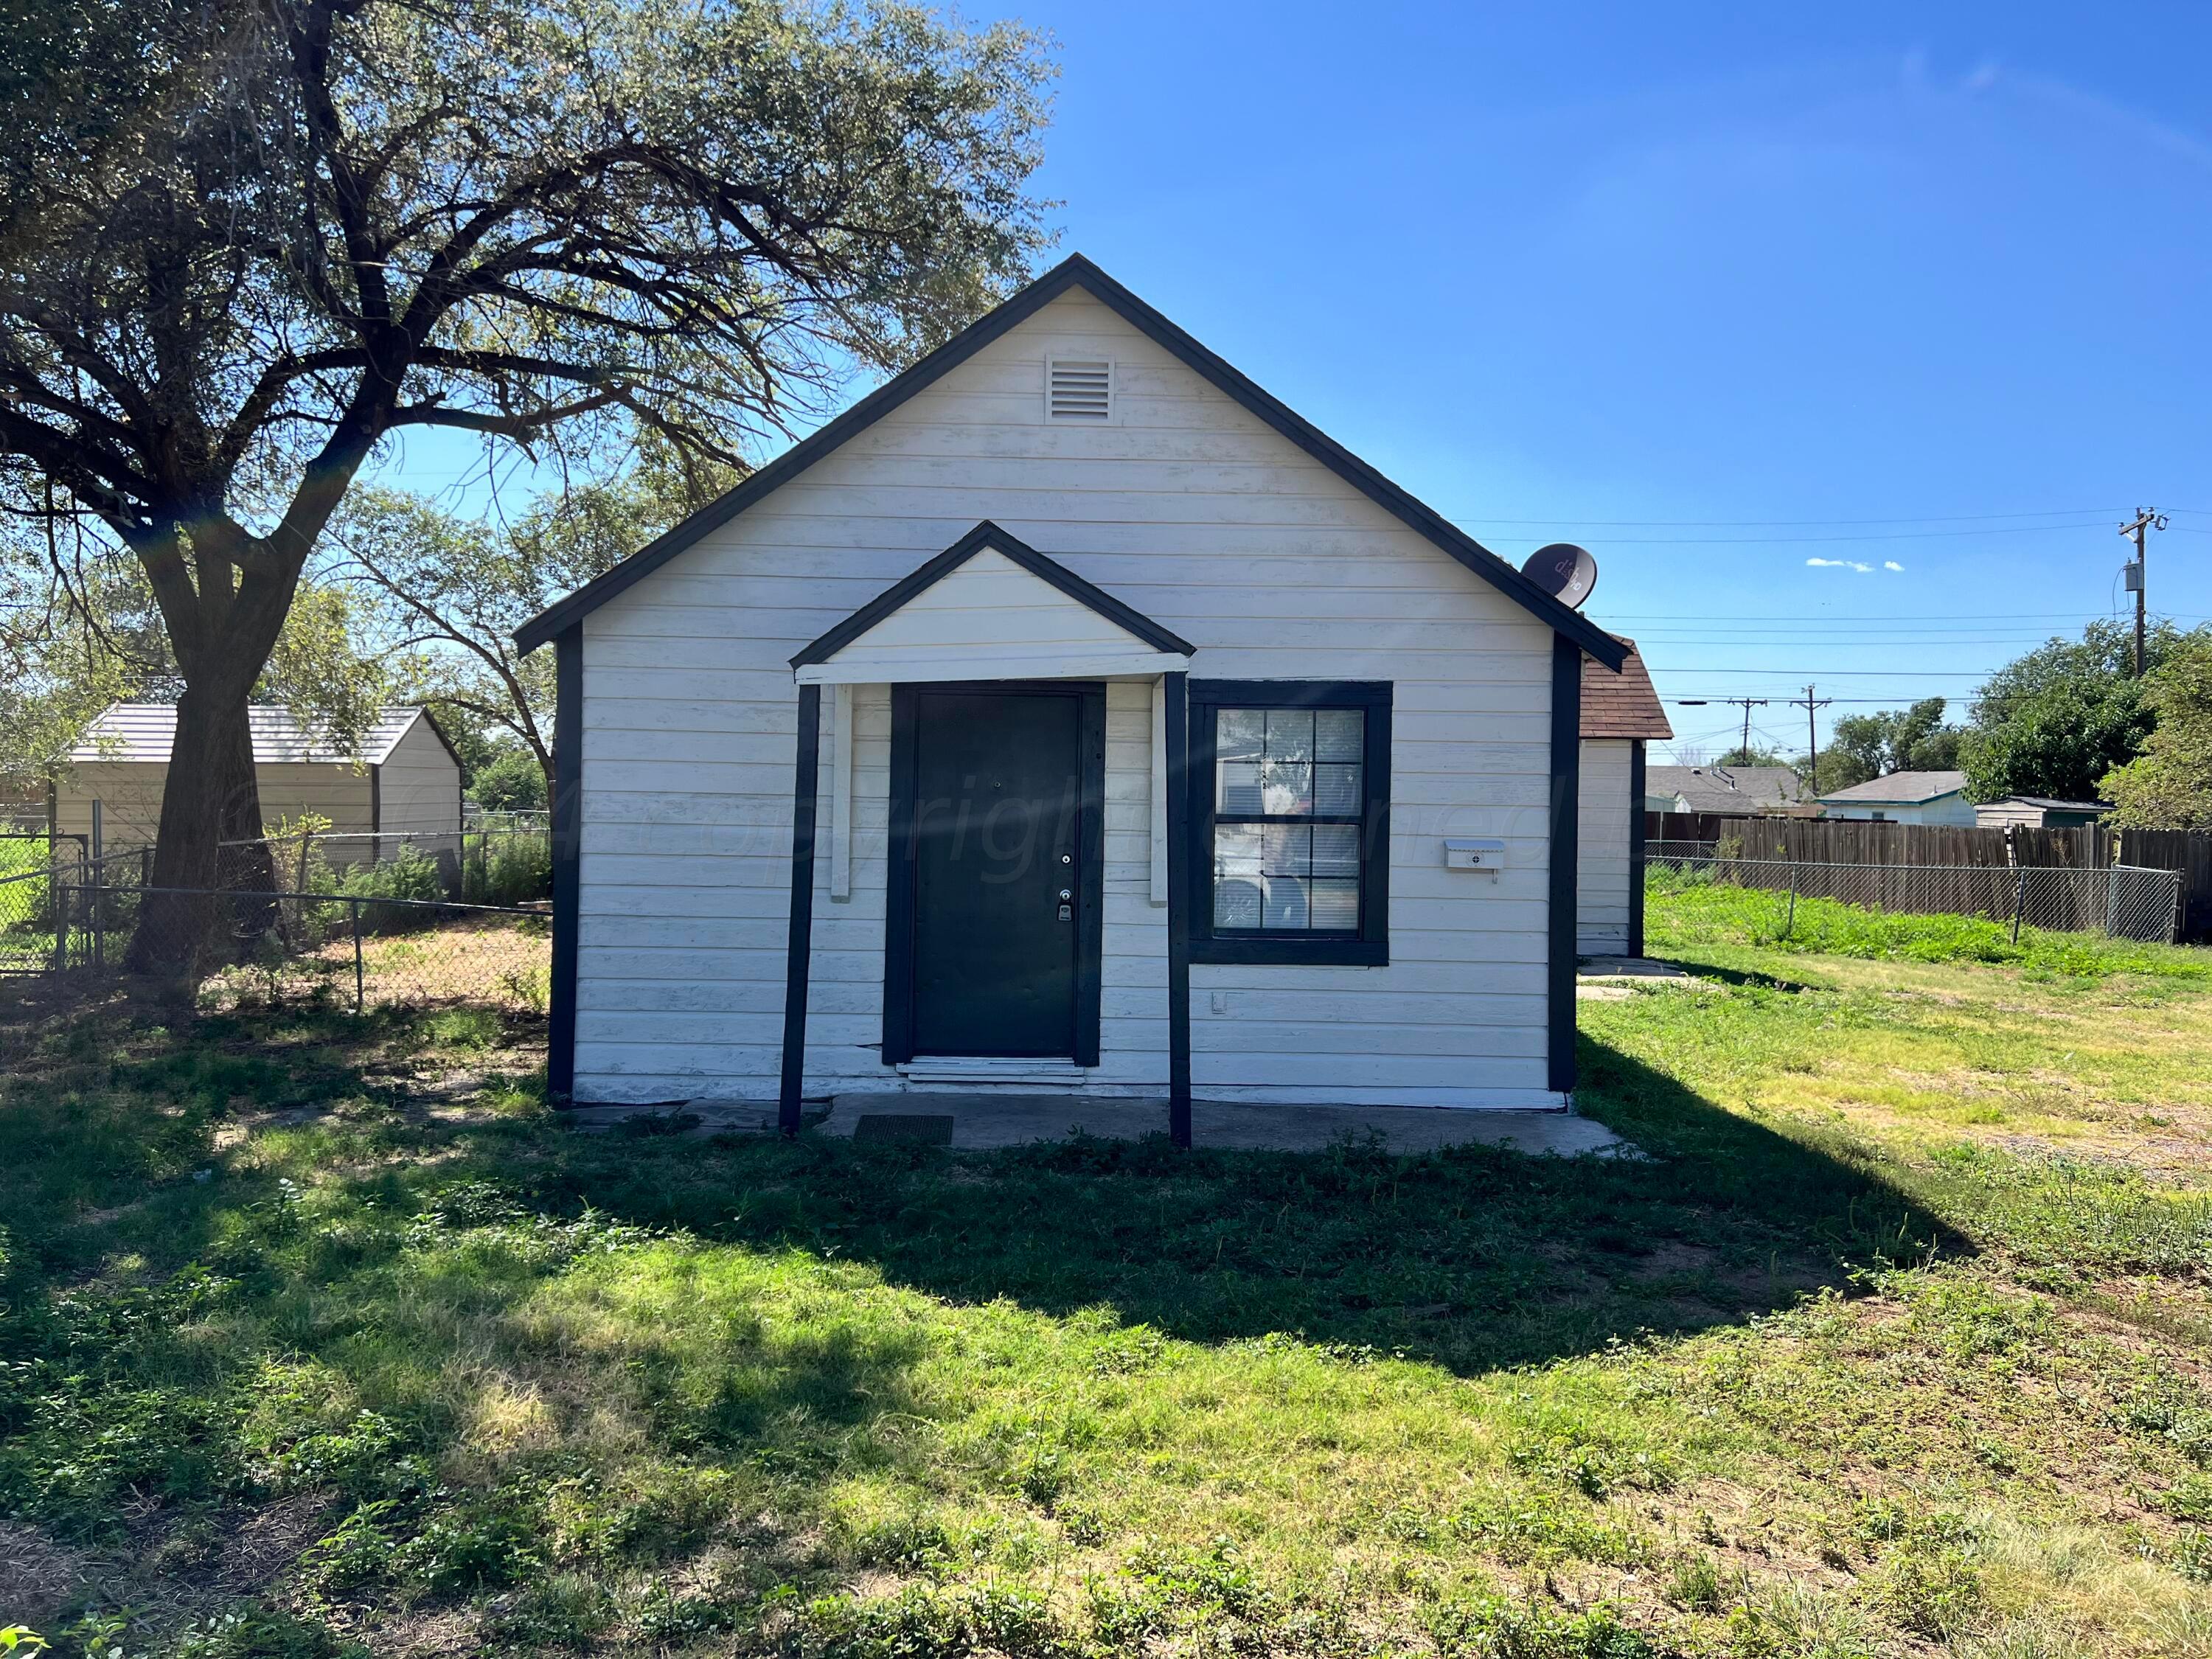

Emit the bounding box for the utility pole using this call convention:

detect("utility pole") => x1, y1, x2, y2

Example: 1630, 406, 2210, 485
2120, 507, 2168, 676
1789, 686, 1832, 799
1719, 697, 1767, 763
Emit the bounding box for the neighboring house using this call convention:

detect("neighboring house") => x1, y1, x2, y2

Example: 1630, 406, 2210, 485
1818, 770, 1975, 825
1578, 641, 1671, 958
514, 254, 1633, 1120
56, 705, 463, 860
1974, 796, 2113, 831
1645, 764, 1805, 816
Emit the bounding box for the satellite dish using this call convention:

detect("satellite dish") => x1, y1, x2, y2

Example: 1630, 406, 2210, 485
1522, 543, 1599, 609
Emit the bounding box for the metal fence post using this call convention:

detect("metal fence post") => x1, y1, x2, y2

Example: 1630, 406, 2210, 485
49, 881, 66, 977
2010, 868, 2027, 945
350, 897, 364, 1013
1784, 862, 1798, 939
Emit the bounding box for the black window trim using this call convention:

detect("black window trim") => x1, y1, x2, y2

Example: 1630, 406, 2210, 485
1186, 679, 1391, 967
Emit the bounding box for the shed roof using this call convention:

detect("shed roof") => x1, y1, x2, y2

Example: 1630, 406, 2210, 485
1580, 639, 1671, 740
512, 254, 1629, 671
71, 705, 437, 767
1648, 765, 1804, 813
1999, 796, 2112, 813
1818, 770, 1968, 805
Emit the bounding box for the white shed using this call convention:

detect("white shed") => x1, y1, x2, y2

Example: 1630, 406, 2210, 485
1576, 641, 1671, 958
58, 704, 463, 860
515, 255, 1631, 1133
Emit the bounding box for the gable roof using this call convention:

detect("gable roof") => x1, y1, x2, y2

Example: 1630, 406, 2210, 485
1648, 765, 1804, 813
1580, 638, 1671, 740
71, 705, 445, 768
512, 254, 1628, 669
793, 521, 1194, 672
1819, 770, 1967, 805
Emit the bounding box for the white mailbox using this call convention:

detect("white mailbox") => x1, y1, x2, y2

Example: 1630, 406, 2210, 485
1442, 838, 1506, 874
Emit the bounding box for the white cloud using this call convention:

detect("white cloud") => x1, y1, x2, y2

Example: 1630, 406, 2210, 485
1884, 560, 1905, 571
1806, 557, 1875, 573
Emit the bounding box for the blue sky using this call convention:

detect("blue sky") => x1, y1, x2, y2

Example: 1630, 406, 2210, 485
394, 2, 2212, 762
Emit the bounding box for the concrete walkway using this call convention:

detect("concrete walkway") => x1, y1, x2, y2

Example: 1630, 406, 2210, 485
571, 1094, 1629, 1157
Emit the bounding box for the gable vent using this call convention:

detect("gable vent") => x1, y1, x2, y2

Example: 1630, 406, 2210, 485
1047, 358, 1113, 422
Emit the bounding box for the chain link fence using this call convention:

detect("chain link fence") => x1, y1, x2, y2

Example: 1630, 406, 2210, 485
223, 824, 551, 905
1648, 844, 2183, 944
29, 881, 552, 1014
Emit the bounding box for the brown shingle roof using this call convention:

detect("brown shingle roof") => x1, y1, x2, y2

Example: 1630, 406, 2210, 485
1580, 638, 1672, 740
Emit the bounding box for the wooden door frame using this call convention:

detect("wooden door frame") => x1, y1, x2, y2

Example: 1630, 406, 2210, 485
883, 679, 1107, 1068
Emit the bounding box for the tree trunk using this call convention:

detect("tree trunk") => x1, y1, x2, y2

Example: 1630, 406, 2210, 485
125, 681, 275, 973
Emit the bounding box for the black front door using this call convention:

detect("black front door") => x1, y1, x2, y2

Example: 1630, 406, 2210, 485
888, 684, 1104, 1062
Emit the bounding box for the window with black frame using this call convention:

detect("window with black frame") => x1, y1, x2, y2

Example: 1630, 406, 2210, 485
1188, 681, 1391, 965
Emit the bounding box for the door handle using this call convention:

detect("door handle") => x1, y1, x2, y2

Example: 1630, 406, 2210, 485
1057, 887, 1073, 922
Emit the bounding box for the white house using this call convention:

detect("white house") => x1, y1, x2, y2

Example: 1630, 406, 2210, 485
1644, 764, 1805, 815
57, 704, 462, 860
1577, 641, 1671, 958
515, 256, 1630, 1135
1818, 770, 1975, 825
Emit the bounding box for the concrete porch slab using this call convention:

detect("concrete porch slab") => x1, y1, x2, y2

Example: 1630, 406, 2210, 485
817, 1093, 1630, 1156
568, 1096, 1632, 1158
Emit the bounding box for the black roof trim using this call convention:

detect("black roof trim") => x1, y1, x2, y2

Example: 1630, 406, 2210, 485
791, 521, 1195, 668
515, 254, 1627, 668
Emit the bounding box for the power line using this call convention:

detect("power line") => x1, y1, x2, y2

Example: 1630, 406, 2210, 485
1457, 523, 2122, 546
1654, 668, 1995, 677
1450, 507, 2126, 529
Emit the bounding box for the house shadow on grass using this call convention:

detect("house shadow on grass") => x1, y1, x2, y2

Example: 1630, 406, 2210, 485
473, 1033, 1964, 1379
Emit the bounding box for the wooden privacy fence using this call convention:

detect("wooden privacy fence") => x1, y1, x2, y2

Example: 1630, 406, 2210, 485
1645, 813, 2212, 942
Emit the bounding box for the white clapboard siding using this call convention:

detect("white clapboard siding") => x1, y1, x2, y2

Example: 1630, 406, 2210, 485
1576, 739, 1634, 956
800, 545, 1182, 685
573, 285, 1563, 1108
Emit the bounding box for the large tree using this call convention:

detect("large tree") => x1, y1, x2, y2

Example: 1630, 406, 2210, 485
1959, 621, 2181, 804
1795, 697, 1961, 794
0, 0, 1050, 965
331, 449, 728, 802
2101, 636, 2212, 828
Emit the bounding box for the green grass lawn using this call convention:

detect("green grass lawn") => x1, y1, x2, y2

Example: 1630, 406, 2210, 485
10, 892, 2212, 1657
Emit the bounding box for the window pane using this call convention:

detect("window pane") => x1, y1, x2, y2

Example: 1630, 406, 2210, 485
1261, 760, 1312, 815
1217, 709, 1266, 759
1215, 824, 1262, 876
1265, 708, 1315, 762
1312, 824, 1360, 877
1262, 874, 1310, 929
1312, 762, 1362, 816
1315, 708, 1363, 762
1262, 823, 1310, 876
1310, 879, 1360, 931
1217, 761, 1263, 815
1212, 825, 1264, 928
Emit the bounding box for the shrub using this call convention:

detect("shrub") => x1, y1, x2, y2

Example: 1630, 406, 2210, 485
465, 830, 550, 905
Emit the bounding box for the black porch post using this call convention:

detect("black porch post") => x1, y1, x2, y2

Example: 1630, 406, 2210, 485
1548, 639, 1583, 1096
1164, 671, 1192, 1147
1627, 740, 1648, 959
779, 683, 824, 1135
547, 624, 582, 1103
